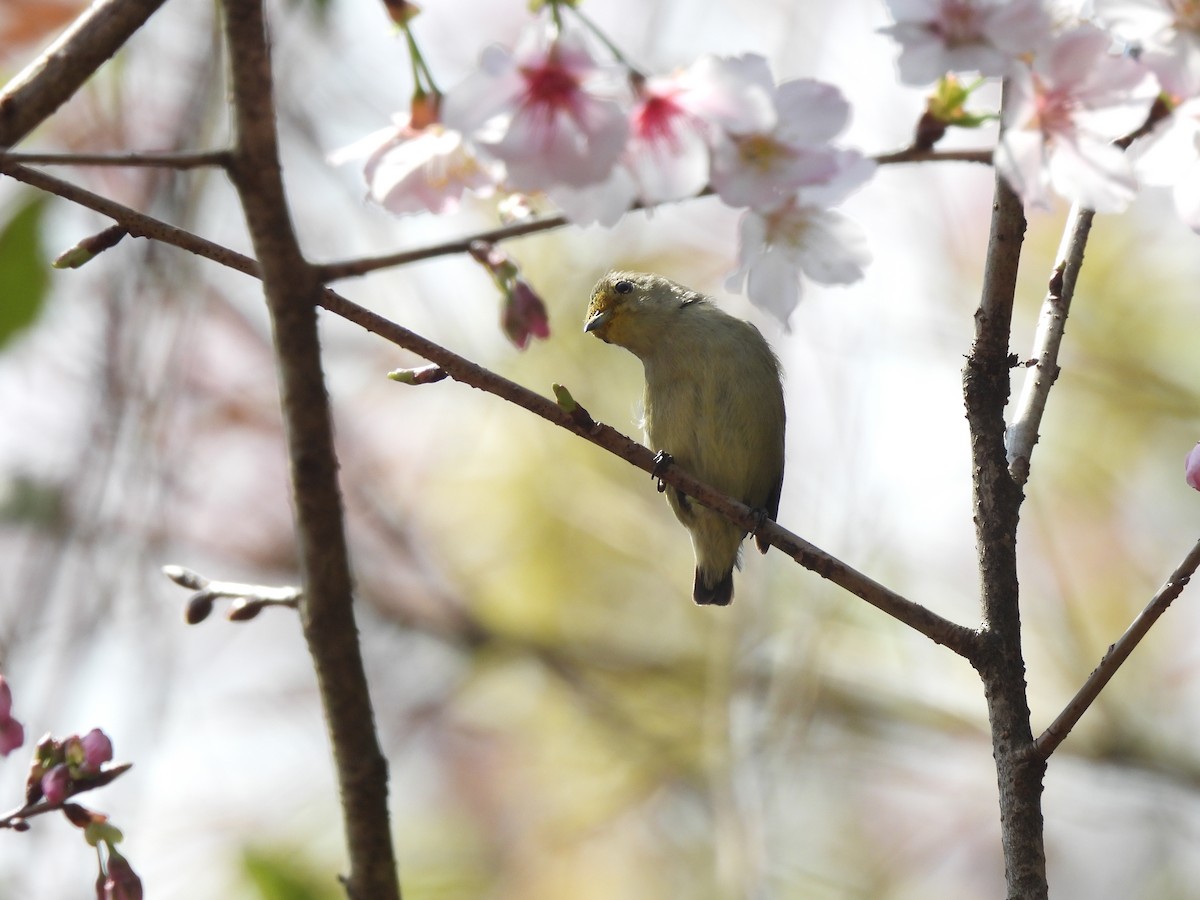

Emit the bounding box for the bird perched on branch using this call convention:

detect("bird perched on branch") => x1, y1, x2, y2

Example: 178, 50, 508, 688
584, 271, 786, 606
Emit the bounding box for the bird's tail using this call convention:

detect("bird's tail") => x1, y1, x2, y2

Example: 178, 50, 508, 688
693, 567, 734, 606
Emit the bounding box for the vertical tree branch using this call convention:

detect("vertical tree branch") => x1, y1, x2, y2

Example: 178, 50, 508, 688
965, 119, 1047, 896
0, 0, 170, 147
220, 2, 400, 898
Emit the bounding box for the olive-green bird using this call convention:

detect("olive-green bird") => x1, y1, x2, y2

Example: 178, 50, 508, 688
584, 271, 786, 606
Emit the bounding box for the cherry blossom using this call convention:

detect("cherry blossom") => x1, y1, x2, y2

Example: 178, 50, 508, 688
1094, 0, 1200, 98
541, 54, 783, 225
881, 0, 1052, 85
1133, 96, 1200, 228
727, 199, 872, 326
330, 117, 498, 216
995, 24, 1159, 212
443, 21, 630, 191
706, 56, 856, 209
727, 152, 875, 326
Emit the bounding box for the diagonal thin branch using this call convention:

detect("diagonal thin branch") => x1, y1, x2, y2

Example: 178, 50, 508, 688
0, 159, 980, 659
1006, 204, 1094, 487
0, 0, 171, 147
1034, 537, 1200, 760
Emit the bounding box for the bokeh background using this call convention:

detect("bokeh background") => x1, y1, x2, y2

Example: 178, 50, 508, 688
3, 0, 1200, 897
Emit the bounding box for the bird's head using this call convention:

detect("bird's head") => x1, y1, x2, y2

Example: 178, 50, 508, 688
584, 271, 699, 355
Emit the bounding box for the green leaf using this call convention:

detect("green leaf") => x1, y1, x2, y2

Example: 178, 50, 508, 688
0, 196, 50, 350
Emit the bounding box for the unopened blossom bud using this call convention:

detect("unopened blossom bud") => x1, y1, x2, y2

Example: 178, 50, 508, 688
1186, 442, 1200, 491
502, 280, 551, 350
80, 729, 113, 774
98, 849, 144, 900
0, 676, 23, 756
381, 0, 421, 27
185, 593, 214, 624
41, 763, 70, 804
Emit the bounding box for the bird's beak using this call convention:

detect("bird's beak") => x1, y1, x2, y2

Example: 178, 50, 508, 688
584, 307, 613, 334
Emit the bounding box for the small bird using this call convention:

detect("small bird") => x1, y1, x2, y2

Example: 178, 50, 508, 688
584, 271, 786, 605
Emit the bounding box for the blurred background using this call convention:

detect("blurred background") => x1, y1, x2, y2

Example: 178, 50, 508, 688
3, 0, 1200, 897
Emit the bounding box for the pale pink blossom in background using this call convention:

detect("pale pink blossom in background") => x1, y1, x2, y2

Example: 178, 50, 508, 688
330, 118, 499, 215
546, 54, 789, 224
623, 76, 713, 204
706, 56, 857, 209
995, 24, 1159, 212
1133, 96, 1200, 228
1188, 442, 1200, 490
1095, 0, 1200, 97
881, 0, 1052, 84
728, 196, 872, 327
443, 22, 630, 191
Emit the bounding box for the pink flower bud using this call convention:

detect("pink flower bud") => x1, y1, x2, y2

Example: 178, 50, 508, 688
98, 850, 144, 900
80, 729, 113, 774
0, 677, 22, 757
502, 280, 551, 350
1187, 443, 1200, 492
41, 763, 70, 805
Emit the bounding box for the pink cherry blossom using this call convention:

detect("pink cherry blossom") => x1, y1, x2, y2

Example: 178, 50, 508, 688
545, 55, 783, 225
705, 56, 859, 209
727, 194, 872, 327
1187, 442, 1200, 490
995, 24, 1159, 212
443, 21, 630, 192
1095, 0, 1200, 98
881, 0, 1052, 85
1133, 96, 1200, 228
330, 117, 498, 216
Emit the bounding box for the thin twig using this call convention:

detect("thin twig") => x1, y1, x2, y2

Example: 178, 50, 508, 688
0, 0, 170, 147
874, 147, 992, 165
316, 148, 994, 281
1006, 204, 1094, 487
0, 149, 231, 168
0, 159, 979, 658
1034, 538, 1200, 760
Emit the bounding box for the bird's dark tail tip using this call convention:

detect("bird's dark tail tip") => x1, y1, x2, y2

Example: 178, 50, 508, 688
693, 569, 734, 606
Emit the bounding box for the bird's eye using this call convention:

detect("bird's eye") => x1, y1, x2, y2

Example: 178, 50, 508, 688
614, 279, 633, 295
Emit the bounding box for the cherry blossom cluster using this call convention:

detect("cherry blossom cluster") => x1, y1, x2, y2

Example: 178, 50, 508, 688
886, 0, 1200, 224
340, 2, 873, 327
341, 0, 1200, 329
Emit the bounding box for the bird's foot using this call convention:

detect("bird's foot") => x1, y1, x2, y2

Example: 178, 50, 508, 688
652, 450, 673, 493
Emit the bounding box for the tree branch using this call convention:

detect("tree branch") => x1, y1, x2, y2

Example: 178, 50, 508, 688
0, 159, 979, 657
0, 0, 170, 147
1006, 204, 1094, 487
0, 149, 231, 168
964, 84, 1047, 899
220, 2, 400, 898
1034, 538, 1200, 759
